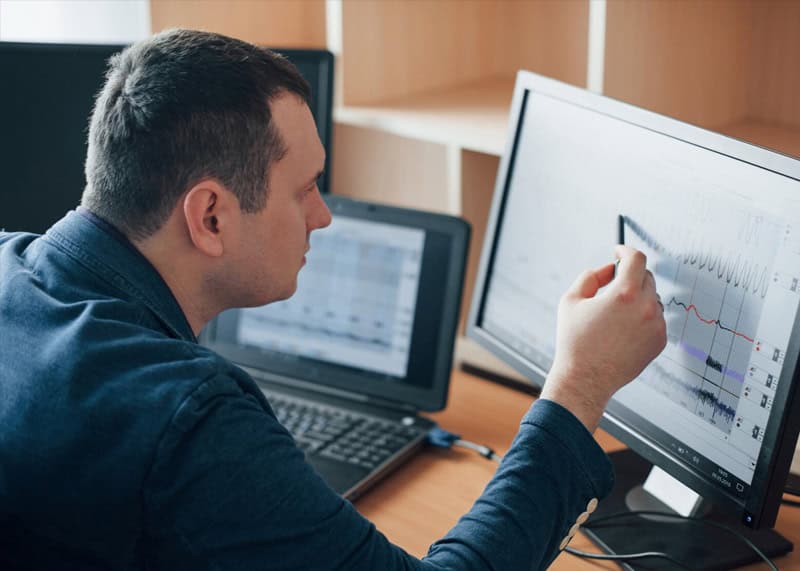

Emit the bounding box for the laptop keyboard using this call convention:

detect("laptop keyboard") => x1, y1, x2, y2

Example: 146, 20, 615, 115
269, 394, 424, 471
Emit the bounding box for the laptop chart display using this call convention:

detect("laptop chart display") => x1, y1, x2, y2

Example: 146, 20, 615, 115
236, 216, 426, 378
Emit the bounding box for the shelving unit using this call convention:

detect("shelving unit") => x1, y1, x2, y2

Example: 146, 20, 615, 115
603, 0, 800, 157
334, 79, 514, 157
150, 0, 326, 48
150, 0, 800, 378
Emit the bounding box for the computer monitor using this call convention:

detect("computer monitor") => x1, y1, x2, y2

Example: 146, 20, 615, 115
0, 42, 334, 234
278, 48, 334, 196
467, 71, 800, 568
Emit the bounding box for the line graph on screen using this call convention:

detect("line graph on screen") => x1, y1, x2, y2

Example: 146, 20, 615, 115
622, 211, 784, 436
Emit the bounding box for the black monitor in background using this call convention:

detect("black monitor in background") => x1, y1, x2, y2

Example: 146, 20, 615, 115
467, 70, 800, 569
0, 42, 122, 234
0, 42, 334, 234
278, 48, 334, 196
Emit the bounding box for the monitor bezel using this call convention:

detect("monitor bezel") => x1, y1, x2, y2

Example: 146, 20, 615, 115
271, 47, 334, 194
467, 69, 800, 528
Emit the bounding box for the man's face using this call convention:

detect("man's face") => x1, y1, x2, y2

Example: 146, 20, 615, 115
234, 92, 331, 306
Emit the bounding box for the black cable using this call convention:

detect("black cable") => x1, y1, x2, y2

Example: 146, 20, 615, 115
564, 545, 694, 570
572, 510, 778, 571
782, 498, 800, 507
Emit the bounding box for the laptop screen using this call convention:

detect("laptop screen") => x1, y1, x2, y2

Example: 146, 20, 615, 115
234, 216, 424, 378
202, 195, 470, 412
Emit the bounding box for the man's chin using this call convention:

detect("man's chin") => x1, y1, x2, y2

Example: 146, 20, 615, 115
226, 282, 296, 311
258, 281, 298, 307
270, 287, 297, 304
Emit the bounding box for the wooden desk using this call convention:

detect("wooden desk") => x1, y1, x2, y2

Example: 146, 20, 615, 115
356, 369, 800, 569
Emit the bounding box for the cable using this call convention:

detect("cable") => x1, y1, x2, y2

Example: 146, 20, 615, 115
570, 511, 778, 571
452, 438, 503, 463
564, 545, 693, 570
427, 427, 503, 464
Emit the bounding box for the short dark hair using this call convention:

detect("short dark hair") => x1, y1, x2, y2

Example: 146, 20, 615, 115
81, 28, 311, 239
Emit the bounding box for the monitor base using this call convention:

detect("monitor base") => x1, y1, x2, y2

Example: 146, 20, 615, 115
459, 361, 541, 396
582, 449, 793, 570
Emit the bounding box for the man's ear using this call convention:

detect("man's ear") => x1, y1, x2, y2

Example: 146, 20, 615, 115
182, 179, 237, 257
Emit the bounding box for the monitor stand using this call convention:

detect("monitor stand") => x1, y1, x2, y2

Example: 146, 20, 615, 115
582, 450, 793, 570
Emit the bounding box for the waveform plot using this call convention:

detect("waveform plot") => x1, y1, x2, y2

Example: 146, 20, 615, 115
667, 297, 755, 343
645, 361, 737, 433
622, 216, 770, 298
677, 340, 745, 384
243, 310, 393, 350
706, 354, 723, 373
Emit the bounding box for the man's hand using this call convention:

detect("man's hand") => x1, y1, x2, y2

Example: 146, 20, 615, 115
540, 245, 667, 432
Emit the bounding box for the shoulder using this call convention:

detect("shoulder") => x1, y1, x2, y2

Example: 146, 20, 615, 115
80, 325, 266, 423
0, 230, 36, 246
0, 231, 40, 278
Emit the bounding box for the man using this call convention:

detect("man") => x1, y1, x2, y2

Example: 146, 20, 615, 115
0, 29, 666, 570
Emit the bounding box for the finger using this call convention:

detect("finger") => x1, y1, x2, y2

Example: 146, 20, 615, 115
613, 246, 647, 285
568, 262, 616, 299
643, 268, 656, 292
594, 262, 616, 291
641, 270, 658, 299
642, 271, 665, 314
614, 244, 637, 261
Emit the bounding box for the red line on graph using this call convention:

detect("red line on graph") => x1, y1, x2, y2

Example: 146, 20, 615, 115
668, 298, 755, 343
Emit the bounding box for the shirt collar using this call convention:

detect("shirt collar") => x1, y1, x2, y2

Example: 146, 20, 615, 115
45, 208, 197, 343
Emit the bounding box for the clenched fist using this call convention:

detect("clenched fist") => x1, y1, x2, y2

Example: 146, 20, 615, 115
540, 245, 667, 431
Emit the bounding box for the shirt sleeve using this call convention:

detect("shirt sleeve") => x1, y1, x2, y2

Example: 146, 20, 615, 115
142, 375, 613, 571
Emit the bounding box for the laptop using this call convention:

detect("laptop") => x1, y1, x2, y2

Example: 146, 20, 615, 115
201, 195, 470, 499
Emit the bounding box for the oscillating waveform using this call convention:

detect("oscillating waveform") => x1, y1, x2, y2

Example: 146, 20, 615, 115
648, 361, 737, 428
623, 216, 769, 298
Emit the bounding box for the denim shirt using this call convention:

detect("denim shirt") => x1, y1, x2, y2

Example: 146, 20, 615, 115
0, 210, 614, 570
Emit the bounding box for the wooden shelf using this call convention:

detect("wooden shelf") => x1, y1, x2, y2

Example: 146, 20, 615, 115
716, 120, 800, 159
338, 0, 588, 107
604, 0, 800, 134
334, 78, 515, 157
150, 0, 326, 48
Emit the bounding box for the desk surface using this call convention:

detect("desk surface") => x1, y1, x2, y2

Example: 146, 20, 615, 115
355, 369, 800, 570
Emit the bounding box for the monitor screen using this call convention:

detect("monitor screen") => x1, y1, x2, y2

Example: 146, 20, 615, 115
0, 42, 334, 234
468, 71, 800, 540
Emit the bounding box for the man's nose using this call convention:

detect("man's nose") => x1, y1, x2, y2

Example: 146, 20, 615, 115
312, 191, 332, 230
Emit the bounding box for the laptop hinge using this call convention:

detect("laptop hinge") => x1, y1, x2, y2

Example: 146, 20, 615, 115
363, 395, 418, 415
243, 365, 418, 415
